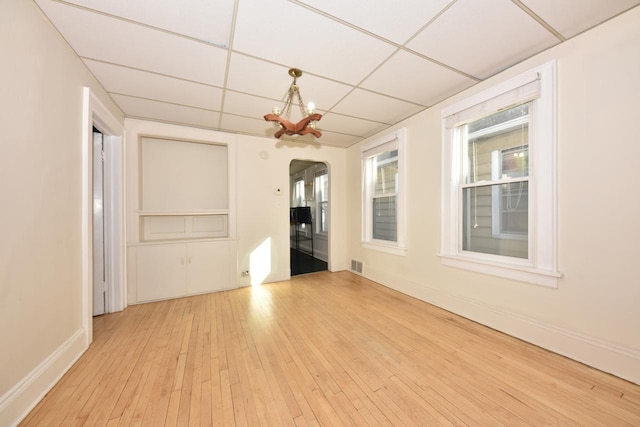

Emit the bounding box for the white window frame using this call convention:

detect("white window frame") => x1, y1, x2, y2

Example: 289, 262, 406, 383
291, 173, 310, 235
314, 169, 329, 235
292, 174, 305, 208
440, 61, 561, 287
361, 128, 407, 256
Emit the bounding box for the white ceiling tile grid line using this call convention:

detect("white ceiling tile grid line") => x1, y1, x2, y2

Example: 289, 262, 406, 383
35, 0, 640, 148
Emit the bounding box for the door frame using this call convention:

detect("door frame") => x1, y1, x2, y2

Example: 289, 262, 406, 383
82, 87, 126, 344
288, 159, 331, 272
93, 129, 106, 315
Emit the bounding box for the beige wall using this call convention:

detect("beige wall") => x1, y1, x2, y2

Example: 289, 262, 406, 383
236, 135, 347, 282
0, 0, 123, 417
346, 8, 640, 383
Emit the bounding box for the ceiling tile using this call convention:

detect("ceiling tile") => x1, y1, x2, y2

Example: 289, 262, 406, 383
319, 113, 388, 137
332, 89, 425, 124
220, 114, 275, 138
58, 0, 235, 46
85, 60, 223, 111
223, 91, 280, 122
407, 0, 559, 79
312, 131, 363, 148
225, 55, 293, 100
112, 94, 220, 128
232, 0, 396, 85
521, 0, 640, 38
361, 50, 477, 106
36, 0, 228, 85
295, 0, 453, 44
226, 54, 353, 111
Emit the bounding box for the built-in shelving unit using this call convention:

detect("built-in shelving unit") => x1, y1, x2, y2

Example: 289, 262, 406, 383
129, 135, 237, 303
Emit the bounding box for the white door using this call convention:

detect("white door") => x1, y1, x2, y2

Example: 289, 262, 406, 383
93, 130, 106, 315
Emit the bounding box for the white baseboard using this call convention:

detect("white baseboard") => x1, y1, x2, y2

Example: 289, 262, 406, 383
0, 328, 88, 427
362, 268, 640, 385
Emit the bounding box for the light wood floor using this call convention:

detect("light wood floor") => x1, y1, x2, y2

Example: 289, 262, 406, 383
22, 271, 640, 426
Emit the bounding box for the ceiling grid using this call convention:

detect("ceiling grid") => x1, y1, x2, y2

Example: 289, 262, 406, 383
35, 0, 640, 147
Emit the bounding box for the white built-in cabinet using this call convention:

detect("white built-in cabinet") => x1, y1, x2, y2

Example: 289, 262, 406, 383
136, 240, 236, 302
128, 134, 237, 304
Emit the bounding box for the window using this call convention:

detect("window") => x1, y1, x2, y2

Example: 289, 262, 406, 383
292, 176, 305, 207
491, 144, 529, 240
462, 103, 529, 258
314, 170, 329, 234
292, 175, 308, 233
362, 128, 406, 255
440, 62, 561, 287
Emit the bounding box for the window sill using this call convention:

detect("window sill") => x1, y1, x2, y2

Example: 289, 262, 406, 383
362, 241, 407, 256
438, 253, 562, 288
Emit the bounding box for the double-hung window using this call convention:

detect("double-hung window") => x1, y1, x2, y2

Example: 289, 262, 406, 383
362, 128, 406, 255
314, 169, 329, 234
441, 62, 561, 287
293, 176, 305, 208
463, 103, 530, 258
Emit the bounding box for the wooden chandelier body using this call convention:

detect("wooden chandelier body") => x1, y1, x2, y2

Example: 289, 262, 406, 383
264, 68, 322, 139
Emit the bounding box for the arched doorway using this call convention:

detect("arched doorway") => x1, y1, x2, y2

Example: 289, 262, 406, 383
289, 160, 329, 276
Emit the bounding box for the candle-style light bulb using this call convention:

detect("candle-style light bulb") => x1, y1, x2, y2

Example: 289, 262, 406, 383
307, 102, 315, 115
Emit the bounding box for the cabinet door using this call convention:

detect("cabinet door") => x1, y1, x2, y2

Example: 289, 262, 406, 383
187, 241, 236, 295
137, 244, 187, 302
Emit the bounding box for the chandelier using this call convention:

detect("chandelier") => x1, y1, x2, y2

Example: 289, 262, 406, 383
264, 68, 322, 139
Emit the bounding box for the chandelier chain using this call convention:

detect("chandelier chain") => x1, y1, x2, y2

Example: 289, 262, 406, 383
263, 67, 322, 139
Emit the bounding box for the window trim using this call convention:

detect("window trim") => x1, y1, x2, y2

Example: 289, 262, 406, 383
361, 128, 407, 255
292, 174, 305, 207
314, 169, 329, 236
291, 173, 311, 236
440, 61, 561, 287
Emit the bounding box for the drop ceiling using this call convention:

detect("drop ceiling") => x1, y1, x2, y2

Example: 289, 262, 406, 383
35, 0, 639, 148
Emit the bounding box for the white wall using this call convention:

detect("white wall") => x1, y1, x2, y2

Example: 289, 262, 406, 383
124, 119, 347, 300
0, 1, 124, 424
236, 136, 347, 283
346, 8, 640, 384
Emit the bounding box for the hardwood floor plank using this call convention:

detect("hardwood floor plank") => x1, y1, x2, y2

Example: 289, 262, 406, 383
218, 368, 235, 425
20, 271, 640, 426
200, 379, 213, 427
165, 389, 181, 426
146, 299, 189, 425
108, 303, 173, 421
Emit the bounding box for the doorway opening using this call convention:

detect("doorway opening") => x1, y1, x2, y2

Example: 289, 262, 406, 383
93, 127, 106, 316
82, 87, 125, 343
290, 160, 329, 276
90, 120, 123, 318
